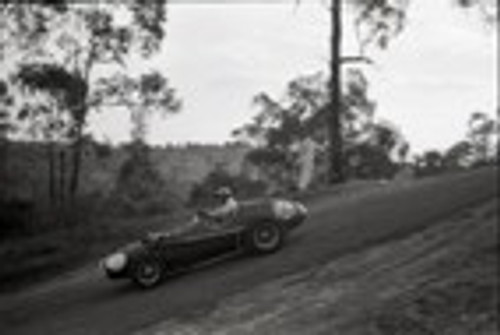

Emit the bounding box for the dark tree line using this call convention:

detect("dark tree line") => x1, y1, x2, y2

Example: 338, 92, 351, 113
415, 111, 498, 177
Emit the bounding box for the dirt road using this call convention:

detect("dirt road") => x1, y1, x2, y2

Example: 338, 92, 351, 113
0, 168, 497, 335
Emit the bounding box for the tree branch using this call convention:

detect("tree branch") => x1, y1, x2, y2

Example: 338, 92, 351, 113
341, 55, 374, 65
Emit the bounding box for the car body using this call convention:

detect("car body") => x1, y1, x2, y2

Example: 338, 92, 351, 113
101, 197, 307, 288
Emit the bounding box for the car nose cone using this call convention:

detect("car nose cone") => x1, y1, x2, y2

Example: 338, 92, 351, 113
104, 253, 127, 272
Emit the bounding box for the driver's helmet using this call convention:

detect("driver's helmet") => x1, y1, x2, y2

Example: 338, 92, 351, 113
214, 187, 233, 200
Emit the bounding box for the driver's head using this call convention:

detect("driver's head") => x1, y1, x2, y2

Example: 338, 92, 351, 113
214, 187, 232, 202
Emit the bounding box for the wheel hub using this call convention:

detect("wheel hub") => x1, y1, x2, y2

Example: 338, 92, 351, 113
141, 265, 156, 278
254, 226, 279, 249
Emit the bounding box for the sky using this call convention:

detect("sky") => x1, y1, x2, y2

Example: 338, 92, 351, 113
86, 0, 497, 154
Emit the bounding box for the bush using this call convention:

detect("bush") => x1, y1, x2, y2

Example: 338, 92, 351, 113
106, 143, 182, 216
344, 144, 398, 180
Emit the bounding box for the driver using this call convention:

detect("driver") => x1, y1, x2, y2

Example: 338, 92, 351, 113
202, 187, 239, 227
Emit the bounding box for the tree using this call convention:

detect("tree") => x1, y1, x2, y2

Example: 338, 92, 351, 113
346, 120, 406, 179
415, 150, 444, 177
443, 140, 473, 170
234, 69, 406, 188
233, 72, 329, 191
101, 70, 181, 217
310, 0, 496, 184
14, 63, 83, 211
329, 0, 343, 184
109, 141, 181, 216
433, 109, 497, 173
1, 1, 171, 203
467, 111, 497, 165
345, 143, 396, 178
325, 0, 408, 184
0, 80, 15, 201
93, 71, 181, 146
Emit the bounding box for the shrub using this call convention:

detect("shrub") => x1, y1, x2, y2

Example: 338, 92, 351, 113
344, 144, 398, 180
106, 143, 182, 216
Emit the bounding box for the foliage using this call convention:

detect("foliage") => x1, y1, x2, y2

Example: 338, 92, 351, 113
443, 140, 473, 171
0, 80, 15, 138
349, 0, 410, 52
414, 150, 445, 177
0, 80, 15, 134
107, 142, 181, 216
466, 111, 497, 165
92, 71, 181, 143
1, 1, 174, 203
413, 110, 498, 177
234, 70, 407, 188
0, 1, 168, 60
344, 121, 404, 179
345, 143, 397, 179
234, 73, 327, 146
0, 80, 15, 202
15, 63, 86, 110
314, 0, 410, 183
13, 64, 78, 143
453, 0, 498, 25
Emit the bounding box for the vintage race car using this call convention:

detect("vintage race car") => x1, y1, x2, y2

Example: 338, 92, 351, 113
101, 198, 307, 288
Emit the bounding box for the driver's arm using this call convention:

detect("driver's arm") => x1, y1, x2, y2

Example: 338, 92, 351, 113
209, 199, 237, 218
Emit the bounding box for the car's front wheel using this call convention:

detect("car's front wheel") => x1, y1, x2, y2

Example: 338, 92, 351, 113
132, 258, 164, 288
244, 221, 284, 255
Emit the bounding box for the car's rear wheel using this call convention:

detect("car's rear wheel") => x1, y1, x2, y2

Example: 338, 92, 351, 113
244, 221, 284, 254
132, 258, 164, 288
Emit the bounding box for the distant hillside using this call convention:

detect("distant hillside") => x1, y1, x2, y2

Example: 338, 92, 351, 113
2, 141, 251, 203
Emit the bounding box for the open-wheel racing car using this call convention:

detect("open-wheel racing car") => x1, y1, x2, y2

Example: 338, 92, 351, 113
101, 197, 307, 288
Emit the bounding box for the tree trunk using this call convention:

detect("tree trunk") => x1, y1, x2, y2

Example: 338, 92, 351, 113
0, 137, 8, 201
69, 44, 93, 206
329, 0, 344, 184
58, 149, 66, 225
47, 141, 56, 209
69, 128, 82, 204
67, 126, 87, 227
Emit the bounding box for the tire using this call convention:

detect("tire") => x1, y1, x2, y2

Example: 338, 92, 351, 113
243, 221, 284, 255
132, 257, 164, 288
